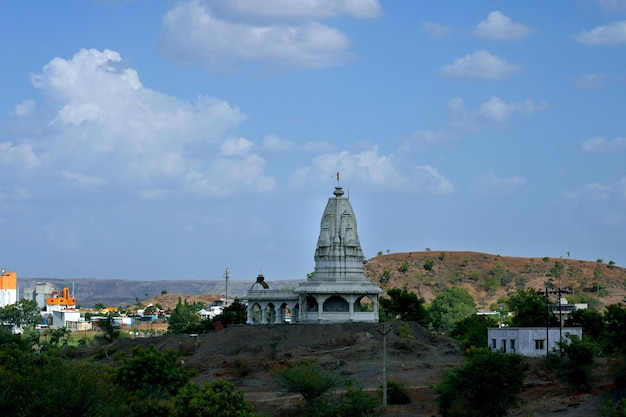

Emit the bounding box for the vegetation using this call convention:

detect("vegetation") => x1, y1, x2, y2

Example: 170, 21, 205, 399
435, 349, 529, 417
449, 314, 498, 353
429, 287, 476, 332
276, 362, 340, 402
502, 288, 556, 327
423, 258, 434, 270
379, 288, 429, 326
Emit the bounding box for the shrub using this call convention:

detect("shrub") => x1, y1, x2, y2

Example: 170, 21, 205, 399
384, 380, 411, 405
398, 261, 410, 273
423, 258, 434, 271
543, 256, 550, 262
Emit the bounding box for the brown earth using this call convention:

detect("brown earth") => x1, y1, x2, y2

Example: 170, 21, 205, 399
364, 251, 626, 309
95, 321, 623, 417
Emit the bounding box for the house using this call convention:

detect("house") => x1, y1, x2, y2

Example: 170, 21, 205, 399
488, 326, 583, 357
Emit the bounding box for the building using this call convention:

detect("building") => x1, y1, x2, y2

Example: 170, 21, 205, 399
0, 269, 17, 308
23, 282, 56, 309
488, 327, 583, 357
245, 185, 383, 324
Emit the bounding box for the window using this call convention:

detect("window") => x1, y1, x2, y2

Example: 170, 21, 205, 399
510, 339, 515, 352
492, 339, 497, 349
501, 339, 507, 353
534, 339, 545, 350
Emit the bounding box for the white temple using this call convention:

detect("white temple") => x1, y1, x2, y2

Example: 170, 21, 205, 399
244, 186, 383, 324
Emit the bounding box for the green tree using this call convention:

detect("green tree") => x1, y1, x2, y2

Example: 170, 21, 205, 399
213, 298, 247, 327
276, 362, 340, 403
423, 258, 434, 270
429, 287, 476, 332
602, 303, 626, 354
114, 344, 192, 398
505, 289, 555, 327
435, 349, 529, 417
168, 298, 202, 334
555, 334, 597, 392
0, 299, 41, 330
98, 313, 120, 342
449, 314, 499, 353
565, 309, 604, 346
174, 380, 254, 417
379, 288, 429, 326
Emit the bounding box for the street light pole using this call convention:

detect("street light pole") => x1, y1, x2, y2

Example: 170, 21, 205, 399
377, 323, 392, 408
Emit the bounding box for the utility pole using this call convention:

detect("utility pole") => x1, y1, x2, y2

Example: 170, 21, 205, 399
377, 323, 392, 408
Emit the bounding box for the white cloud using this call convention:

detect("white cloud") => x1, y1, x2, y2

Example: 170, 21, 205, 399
598, 0, 626, 13
288, 146, 454, 194
440, 50, 520, 80
572, 20, 626, 45
159, 0, 359, 72
580, 136, 626, 153
0, 142, 40, 170
403, 96, 548, 150
473, 11, 533, 41
422, 21, 449, 37
573, 73, 607, 89
8, 48, 281, 199
209, 0, 382, 20
263, 134, 295, 152
11, 99, 36, 116
558, 177, 626, 227
471, 171, 526, 195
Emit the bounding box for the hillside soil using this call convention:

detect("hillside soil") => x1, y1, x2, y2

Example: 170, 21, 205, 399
92, 322, 621, 417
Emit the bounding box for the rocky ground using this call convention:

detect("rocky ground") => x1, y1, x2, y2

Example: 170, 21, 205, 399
97, 321, 621, 417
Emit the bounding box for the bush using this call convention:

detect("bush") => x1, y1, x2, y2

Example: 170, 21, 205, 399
384, 380, 411, 405
423, 258, 434, 271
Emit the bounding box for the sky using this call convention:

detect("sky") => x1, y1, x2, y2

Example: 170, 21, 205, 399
1, 0, 625, 281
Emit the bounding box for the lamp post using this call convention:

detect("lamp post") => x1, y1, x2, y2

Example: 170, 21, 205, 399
377, 323, 392, 408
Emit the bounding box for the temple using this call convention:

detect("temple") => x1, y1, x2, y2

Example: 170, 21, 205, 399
244, 186, 383, 324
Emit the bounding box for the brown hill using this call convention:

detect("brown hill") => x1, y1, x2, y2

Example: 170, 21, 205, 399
364, 251, 626, 310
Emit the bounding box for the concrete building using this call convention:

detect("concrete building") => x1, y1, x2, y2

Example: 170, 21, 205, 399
0, 269, 17, 308
488, 327, 583, 357
23, 282, 55, 309
245, 185, 383, 324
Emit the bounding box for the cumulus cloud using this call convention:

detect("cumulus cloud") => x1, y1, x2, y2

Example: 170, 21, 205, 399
470, 171, 526, 195
11, 100, 36, 116
580, 136, 626, 153
288, 146, 453, 193
440, 50, 520, 80
422, 21, 449, 37
572, 20, 626, 45
209, 0, 382, 20
6, 48, 281, 198
598, 0, 626, 13
473, 11, 533, 41
558, 177, 626, 227
263, 134, 295, 152
403, 96, 548, 150
158, 0, 380, 72
573, 73, 607, 89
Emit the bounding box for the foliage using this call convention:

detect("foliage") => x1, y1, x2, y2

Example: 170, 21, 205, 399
379, 288, 429, 326
549, 261, 565, 280
429, 287, 476, 332
276, 362, 340, 402
449, 314, 498, 353
600, 399, 626, 417
439, 251, 446, 260
505, 289, 556, 327
168, 298, 204, 334
214, 298, 247, 327
174, 380, 254, 417
423, 258, 434, 270
398, 261, 410, 273
565, 308, 604, 345
98, 313, 120, 342
483, 276, 499, 293
602, 303, 626, 354
384, 380, 411, 405
380, 269, 391, 283
302, 380, 378, 417
0, 299, 41, 329
435, 349, 529, 417
114, 344, 192, 398
552, 334, 597, 392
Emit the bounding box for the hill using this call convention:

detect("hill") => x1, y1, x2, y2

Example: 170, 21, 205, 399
19, 251, 626, 310
364, 251, 626, 310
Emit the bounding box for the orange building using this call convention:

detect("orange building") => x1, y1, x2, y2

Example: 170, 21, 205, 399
0, 269, 18, 307
46, 287, 76, 311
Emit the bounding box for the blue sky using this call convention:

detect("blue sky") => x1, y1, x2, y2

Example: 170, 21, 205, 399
1, 0, 625, 281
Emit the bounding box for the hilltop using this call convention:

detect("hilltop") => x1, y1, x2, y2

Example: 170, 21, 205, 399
19, 251, 626, 310
364, 251, 626, 309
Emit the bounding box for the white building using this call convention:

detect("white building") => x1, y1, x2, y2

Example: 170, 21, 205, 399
245, 185, 383, 324
488, 327, 583, 357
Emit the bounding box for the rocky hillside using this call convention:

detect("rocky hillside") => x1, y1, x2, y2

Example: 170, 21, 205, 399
364, 251, 626, 310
